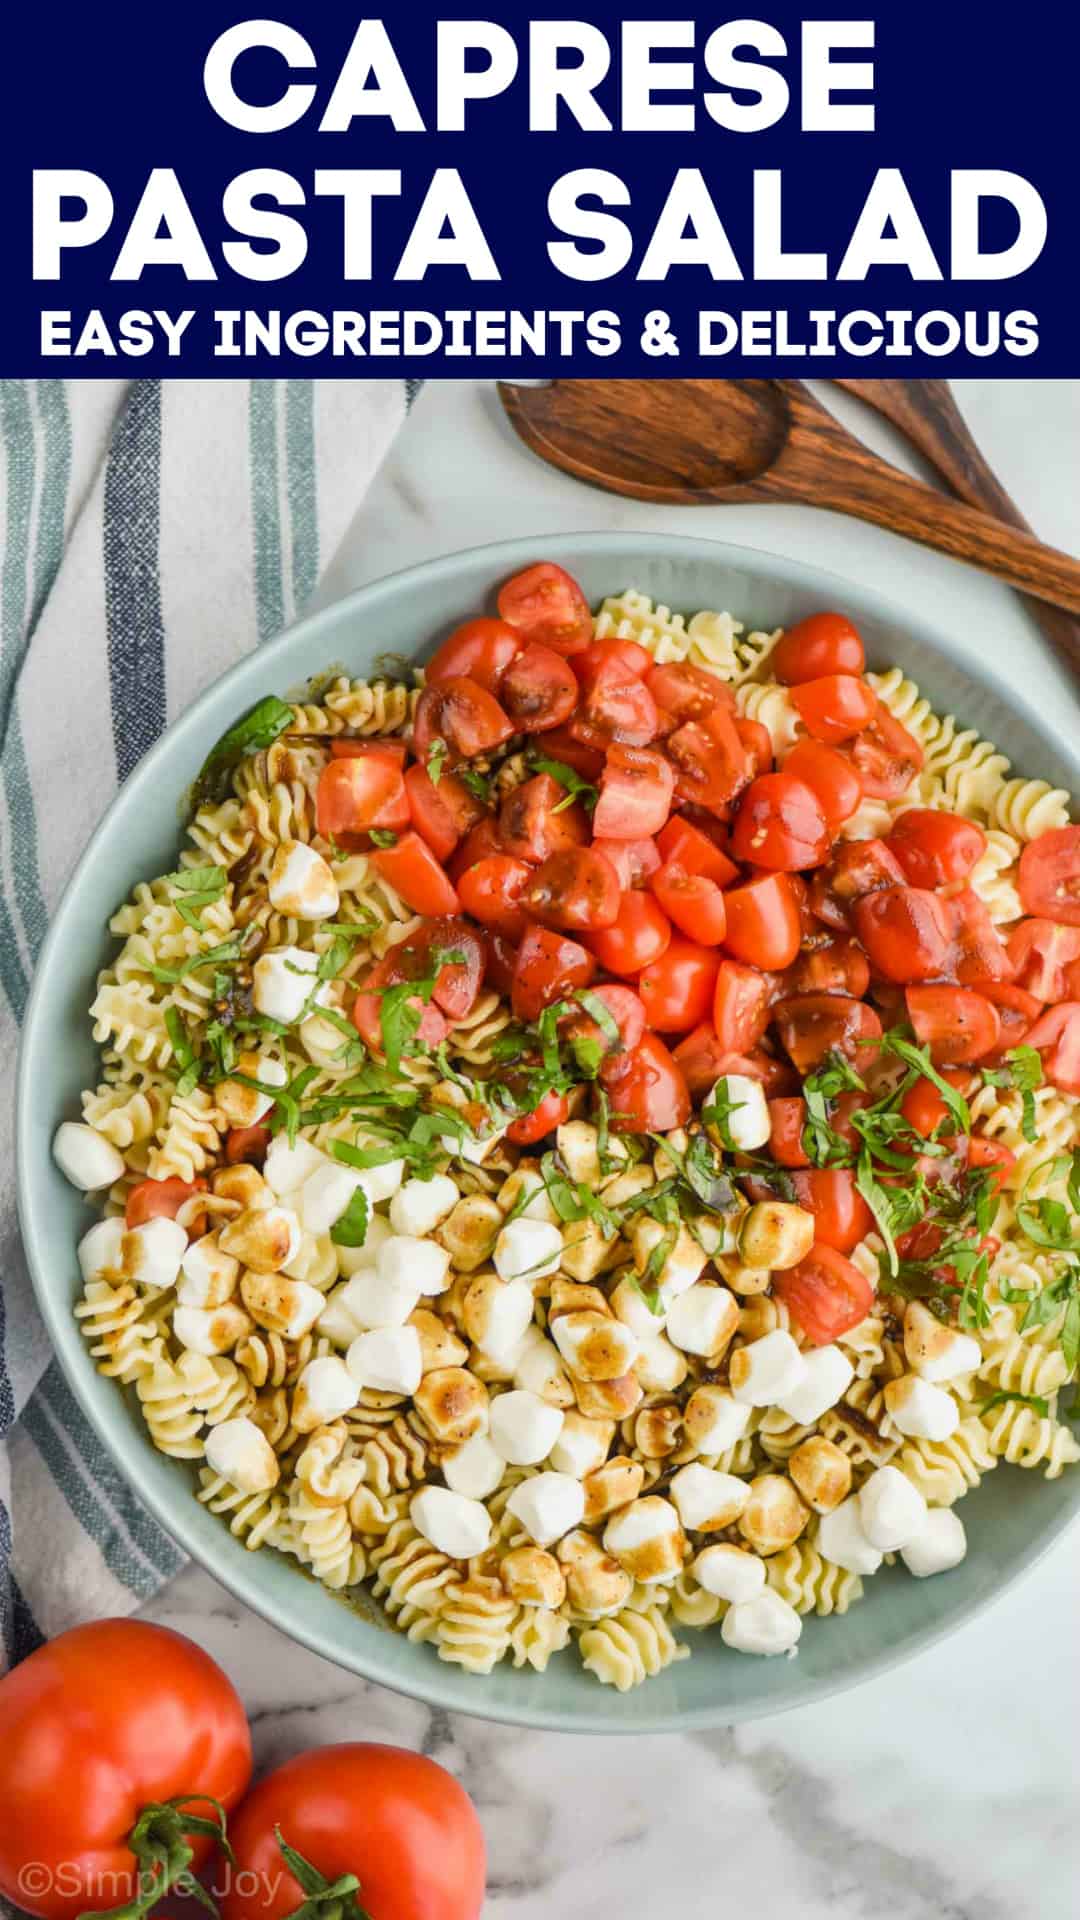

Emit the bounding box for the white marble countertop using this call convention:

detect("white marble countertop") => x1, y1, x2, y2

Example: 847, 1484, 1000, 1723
145, 378, 1080, 1919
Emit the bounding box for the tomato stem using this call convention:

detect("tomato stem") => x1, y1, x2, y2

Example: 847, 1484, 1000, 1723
76, 1796, 234, 1920
275, 1828, 373, 1920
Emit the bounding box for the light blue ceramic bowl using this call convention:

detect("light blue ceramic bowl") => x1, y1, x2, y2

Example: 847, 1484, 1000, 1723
17, 533, 1080, 1731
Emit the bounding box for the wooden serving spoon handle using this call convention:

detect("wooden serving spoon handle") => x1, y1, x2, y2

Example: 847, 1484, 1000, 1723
833, 378, 1080, 675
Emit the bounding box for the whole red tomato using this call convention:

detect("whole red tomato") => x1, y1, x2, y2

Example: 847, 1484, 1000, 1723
221, 1745, 485, 1920
0, 1620, 251, 1920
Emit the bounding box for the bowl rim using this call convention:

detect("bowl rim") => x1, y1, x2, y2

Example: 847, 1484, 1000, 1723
17, 527, 1080, 1733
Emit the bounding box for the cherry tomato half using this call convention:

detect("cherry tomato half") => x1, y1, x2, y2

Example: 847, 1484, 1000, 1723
906, 984, 1001, 1064
512, 924, 595, 1021
722, 872, 802, 970
567, 982, 648, 1059
886, 807, 985, 889
767, 1096, 811, 1167
666, 704, 749, 814
587, 890, 672, 976
506, 1090, 572, 1145
650, 865, 728, 945
843, 701, 923, 801
498, 773, 588, 864
972, 981, 1043, 1060
457, 854, 532, 939
593, 743, 676, 840
412, 677, 513, 762
809, 837, 907, 931
523, 846, 621, 932
370, 831, 461, 917
593, 835, 661, 890
425, 616, 521, 695
645, 660, 736, 726
604, 1031, 691, 1133
773, 992, 882, 1075
783, 739, 862, 829
731, 773, 830, 872
125, 1176, 204, 1229
713, 959, 775, 1052
404, 764, 485, 862
948, 887, 1015, 985
773, 612, 866, 684
852, 885, 953, 983
497, 561, 593, 655
656, 816, 739, 886
225, 1123, 271, 1166
638, 939, 722, 1032
774, 1244, 875, 1345
899, 1067, 971, 1138
1021, 1002, 1080, 1094
1018, 826, 1080, 927
316, 756, 408, 836
791, 674, 877, 745
499, 643, 580, 733
782, 934, 870, 1000
1007, 917, 1080, 1001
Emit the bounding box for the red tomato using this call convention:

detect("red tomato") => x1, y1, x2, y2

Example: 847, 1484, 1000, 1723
973, 981, 1043, 1059
666, 704, 749, 813
742, 1167, 872, 1255
783, 739, 862, 828
523, 846, 621, 932
603, 1031, 691, 1133
791, 674, 877, 744
722, 872, 802, 970
370, 831, 461, 917
125, 1175, 203, 1229
773, 612, 866, 684
809, 837, 907, 931
497, 561, 593, 655
499, 643, 579, 733
457, 854, 532, 938
1007, 918, 1080, 1001
316, 756, 408, 836
413, 677, 513, 761
593, 744, 675, 840
774, 1245, 875, 1345
713, 960, 775, 1052
512, 924, 595, 1021
671, 1023, 733, 1099
573, 637, 654, 682
645, 661, 736, 727
887, 808, 986, 888
415, 919, 489, 1019
843, 701, 924, 800
773, 992, 882, 1074
593, 835, 661, 890
1018, 826, 1080, 926
352, 960, 450, 1055
0, 1621, 251, 1920
485, 931, 518, 998
651, 865, 728, 945
404, 764, 485, 861
656, 816, 738, 886
225, 1123, 271, 1165
899, 1067, 971, 1137
947, 887, 1015, 985
852, 886, 953, 982
735, 715, 774, 777
425, 616, 521, 694
638, 939, 722, 1032
448, 813, 502, 877
506, 1090, 571, 1145
906, 984, 1001, 1064
965, 1135, 1017, 1194
573, 654, 659, 746
222, 1744, 485, 1920
768, 1096, 810, 1167
532, 727, 606, 781
329, 738, 409, 765
587, 890, 672, 976
498, 773, 588, 864
568, 982, 648, 1060
731, 773, 830, 872
1021, 1002, 1080, 1094
782, 935, 870, 1000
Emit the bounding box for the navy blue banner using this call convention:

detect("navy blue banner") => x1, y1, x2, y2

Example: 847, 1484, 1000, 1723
3, 2, 1075, 375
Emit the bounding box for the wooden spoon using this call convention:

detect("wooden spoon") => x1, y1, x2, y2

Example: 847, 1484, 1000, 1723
497, 379, 1080, 629
833, 378, 1080, 675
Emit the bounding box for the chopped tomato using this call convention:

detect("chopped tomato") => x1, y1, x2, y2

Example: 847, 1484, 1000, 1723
774, 1244, 875, 1345
125, 1177, 204, 1230
1018, 826, 1080, 927
843, 701, 923, 801
783, 739, 862, 828
722, 872, 802, 970
741, 1167, 872, 1256
906, 984, 1001, 1064
485, 931, 518, 999
731, 773, 830, 872
773, 612, 866, 684
603, 1031, 691, 1133
512, 925, 595, 1022
593, 835, 660, 890
566, 983, 647, 1059
587, 890, 672, 976
400, 918, 487, 1019
809, 838, 907, 931
225, 1124, 271, 1166
457, 854, 532, 939
638, 939, 722, 1033
573, 637, 653, 682
735, 717, 774, 778
413, 677, 513, 762
522, 846, 621, 933
887, 808, 986, 888
713, 960, 775, 1052
573, 654, 659, 747
671, 1023, 734, 1100
404, 764, 485, 862
651, 865, 728, 945
852, 885, 953, 982
791, 674, 877, 744
506, 1090, 571, 1145
498, 773, 588, 864
592, 744, 675, 840
1021, 1002, 1080, 1094
899, 1067, 971, 1137
316, 756, 408, 836
351, 957, 449, 1056
947, 887, 1015, 985
767, 1097, 810, 1167
965, 1135, 1017, 1194
531, 727, 606, 781
447, 813, 502, 884
782, 935, 870, 1000
497, 561, 593, 655
972, 981, 1043, 1059
656, 816, 738, 886
666, 704, 749, 814
499, 643, 579, 733
370, 831, 461, 917
645, 661, 735, 727
329, 738, 408, 764
773, 992, 882, 1074
1007, 918, 1080, 1001
425, 617, 521, 695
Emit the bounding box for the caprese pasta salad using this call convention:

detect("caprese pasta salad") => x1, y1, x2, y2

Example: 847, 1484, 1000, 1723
55, 563, 1080, 1690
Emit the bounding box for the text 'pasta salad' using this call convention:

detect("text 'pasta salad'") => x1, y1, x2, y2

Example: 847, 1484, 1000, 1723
55, 562, 1080, 1691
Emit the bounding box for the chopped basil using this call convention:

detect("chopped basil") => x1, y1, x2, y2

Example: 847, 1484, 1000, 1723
426, 738, 448, 786
331, 1185, 370, 1248
575, 989, 623, 1054
368, 829, 399, 849
979, 1388, 1050, 1418
165, 1007, 200, 1096
526, 752, 598, 815
149, 938, 243, 986
190, 695, 294, 808
456, 766, 493, 806
879, 1030, 972, 1135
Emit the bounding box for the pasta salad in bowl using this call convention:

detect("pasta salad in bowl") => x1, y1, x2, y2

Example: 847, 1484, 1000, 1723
21, 534, 1080, 1728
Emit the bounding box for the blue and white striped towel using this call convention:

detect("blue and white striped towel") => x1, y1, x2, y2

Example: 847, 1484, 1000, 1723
0, 377, 418, 1669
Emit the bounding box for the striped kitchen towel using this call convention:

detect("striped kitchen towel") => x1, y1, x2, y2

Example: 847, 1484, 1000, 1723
0, 377, 419, 1668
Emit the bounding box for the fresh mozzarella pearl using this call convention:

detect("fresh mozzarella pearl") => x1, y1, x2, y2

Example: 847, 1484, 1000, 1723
901, 1508, 968, 1578
240, 1272, 325, 1340
268, 841, 339, 920
378, 1233, 451, 1299
346, 1325, 423, 1396
216, 1053, 287, 1128
610, 1273, 667, 1338
219, 1205, 302, 1274
549, 1411, 615, 1478
300, 1163, 362, 1235
551, 1310, 638, 1382
721, 1590, 802, 1655
883, 1374, 960, 1441
683, 1385, 752, 1456
264, 1134, 327, 1196
336, 1213, 393, 1278
506, 1472, 585, 1548
177, 1234, 240, 1308
707, 1074, 771, 1151
357, 1158, 406, 1204
252, 947, 322, 1025
858, 1465, 928, 1553
512, 1327, 574, 1408
463, 1273, 535, 1362
777, 1344, 854, 1425
903, 1301, 982, 1383
292, 1355, 360, 1428
443, 1432, 506, 1501
389, 1174, 458, 1238
77, 1217, 125, 1283
53, 1122, 126, 1191
603, 1496, 685, 1584
494, 1218, 563, 1283
729, 1330, 807, 1405
489, 1390, 564, 1466
634, 1334, 688, 1394
817, 1495, 884, 1576
336, 1266, 421, 1331
670, 1464, 750, 1532
172, 1303, 251, 1357
316, 1283, 367, 1348
693, 1543, 767, 1603
665, 1285, 739, 1358
411, 1486, 492, 1559
123, 1217, 188, 1291
204, 1417, 279, 1494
